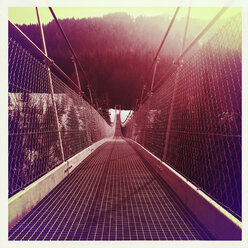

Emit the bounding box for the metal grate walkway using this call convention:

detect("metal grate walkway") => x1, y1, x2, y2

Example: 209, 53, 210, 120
9, 138, 213, 240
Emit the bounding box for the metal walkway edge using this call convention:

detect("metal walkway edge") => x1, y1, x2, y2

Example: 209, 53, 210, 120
9, 138, 213, 240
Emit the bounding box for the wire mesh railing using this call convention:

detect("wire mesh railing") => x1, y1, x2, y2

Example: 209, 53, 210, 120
8, 22, 114, 197
123, 13, 241, 219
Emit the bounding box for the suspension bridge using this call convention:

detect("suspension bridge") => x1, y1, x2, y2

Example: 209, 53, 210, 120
8, 7, 242, 241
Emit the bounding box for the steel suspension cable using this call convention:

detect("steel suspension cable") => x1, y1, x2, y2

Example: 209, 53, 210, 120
8, 21, 88, 101
149, 7, 180, 74
48, 7, 100, 109
152, 7, 229, 92
48, 8, 91, 87
181, 7, 191, 52
137, 7, 180, 107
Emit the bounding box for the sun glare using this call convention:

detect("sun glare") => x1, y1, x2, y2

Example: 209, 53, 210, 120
8, 7, 241, 25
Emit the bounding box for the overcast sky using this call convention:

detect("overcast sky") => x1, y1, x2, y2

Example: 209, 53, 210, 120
8, 7, 241, 25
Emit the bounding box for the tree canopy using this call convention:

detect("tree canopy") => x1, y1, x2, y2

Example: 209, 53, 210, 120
17, 12, 202, 109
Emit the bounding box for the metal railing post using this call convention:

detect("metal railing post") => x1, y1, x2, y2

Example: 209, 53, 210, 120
36, 7, 65, 161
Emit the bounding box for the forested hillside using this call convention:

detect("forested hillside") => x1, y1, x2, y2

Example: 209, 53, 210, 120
17, 13, 203, 109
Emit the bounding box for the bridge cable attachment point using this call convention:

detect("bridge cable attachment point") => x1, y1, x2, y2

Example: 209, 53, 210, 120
173, 59, 184, 68
43, 58, 54, 68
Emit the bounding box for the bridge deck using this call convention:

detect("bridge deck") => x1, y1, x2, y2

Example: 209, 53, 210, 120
9, 138, 213, 240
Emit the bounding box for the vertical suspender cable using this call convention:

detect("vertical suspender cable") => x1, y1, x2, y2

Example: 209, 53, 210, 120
150, 7, 180, 72
88, 84, 94, 106
141, 7, 180, 145
139, 82, 146, 104
162, 7, 191, 161
71, 57, 82, 90
138, 7, 180, 109
36, 8, 48, 55
48, 7, 93, 99
162, 7, 228, 161
182, 7, 191, 52
36, 7, 65, 162
155, 7, 229, 88
49, 7, 99, 114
